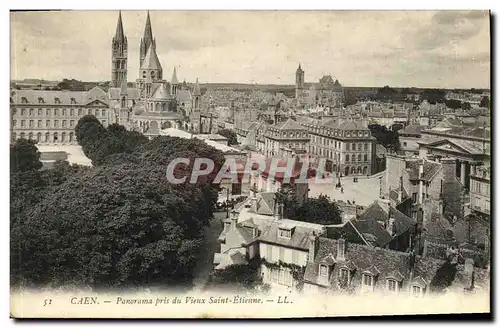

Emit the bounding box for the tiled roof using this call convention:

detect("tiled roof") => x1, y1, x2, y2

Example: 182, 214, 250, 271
11, 87, 108, 105
257, 222, 317, 251
303, 237, 412, 285
405, 159, 441, 181
354, 200, 416, 248
109, 87, 140, 100
273, 118, 307, 130
322, 119, 370, 131
399, 125, 426, 136
176, 90, 192, 104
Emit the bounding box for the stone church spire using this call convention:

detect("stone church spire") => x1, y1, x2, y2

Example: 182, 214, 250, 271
111, 10, 128, 88
140, 11, 156, 67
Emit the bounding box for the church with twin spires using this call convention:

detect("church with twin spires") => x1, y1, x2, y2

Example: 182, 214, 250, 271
109, 11, 202, 133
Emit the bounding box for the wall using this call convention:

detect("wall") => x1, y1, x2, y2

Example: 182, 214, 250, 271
259, 243, 308, 266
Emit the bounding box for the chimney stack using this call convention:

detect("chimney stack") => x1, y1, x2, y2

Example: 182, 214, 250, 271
464, 258, 475, 290
438, 199, 444, 215
231, 211, 238, 230
337, 237, 346, 261
250, 197, 258, 213
441, 157, 457, 182
398, 176, 404, 203
387, 209, 396, 237
308, 232, 319, 263
419, 160, 424, 179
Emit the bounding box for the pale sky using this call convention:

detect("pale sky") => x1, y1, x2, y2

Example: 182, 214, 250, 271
11, 10, 490, 88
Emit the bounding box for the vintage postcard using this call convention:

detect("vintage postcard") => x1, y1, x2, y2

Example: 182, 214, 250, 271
10, 10, 491, 319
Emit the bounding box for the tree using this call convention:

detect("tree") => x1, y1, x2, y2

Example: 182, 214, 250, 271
11, 135, 225, 290
480, 96, 490, 109
275, 184, 297, 219
461, 101, 471, 111
445, 99, 462, 110
10, 138, 42, 173
217, 128, 239, 146
368, 124, 400, 151
290, 195, 342, 225
75, 115, 107, 161
208, 260, 263, 291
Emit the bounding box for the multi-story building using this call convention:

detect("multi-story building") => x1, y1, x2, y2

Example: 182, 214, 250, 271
262, 118, 310, 158
298, 117, 377, 176
469, 165, 490, 218
10, 87, 111, 144
303, 236, 488, 297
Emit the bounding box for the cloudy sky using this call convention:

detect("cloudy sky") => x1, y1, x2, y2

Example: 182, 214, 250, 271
11, 10, 490, 88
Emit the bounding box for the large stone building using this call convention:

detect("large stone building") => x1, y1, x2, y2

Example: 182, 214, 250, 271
10, 11, 200, 144
297, 116, 377, 176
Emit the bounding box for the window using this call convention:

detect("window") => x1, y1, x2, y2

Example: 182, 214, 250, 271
54, 120, 59, 127
54, 109, 59, 116
46, 108, 51, 116
364, 154, 368, 162
387, 279, 398, 292
346, 143, 350, 151
266, 245, 272, 261
44, 133, 49, 142
62, 109, 66, 116
70, 98, 76, 104
78, 109, 82, 116
362, 274, 373, 288
20, 108, 25, 116
278, 228, 292, 239
37, 120, 42, 128
53, 133, 58, 142
352, 143, 356, 151
279, 247, 284, 261
62, 120, 67, 128
339, 268, 349, 284
13, 120, 17, 127
29, 120, 34, 128
358, 154, 362, 162
46, 120, 50, 128
346, 154, 350, 162
411, 285, 423, 298
102, 109, 107, 116
29, 108, 34, 116
70, 120, 75, 127
364, 143, 368, 151
319, 265, 328, 277
412, 193, 418, 203
21, 97, 28, 104
38, 109, 42, 116
38, 97, 44, 104
403, 142, 408, 147
70, 108, 74, 116
54, 97, 60, 104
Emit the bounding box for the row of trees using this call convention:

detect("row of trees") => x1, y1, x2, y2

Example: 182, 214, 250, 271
368, 123, 400, 152
11, 116, 225, 290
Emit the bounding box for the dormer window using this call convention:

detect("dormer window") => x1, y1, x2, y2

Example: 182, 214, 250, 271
411, 285, 423, 298
38, 97, 44, 104
339, 268, 350, 284
386, 279, 398, 293
21, 97, 28, 104
54, 97, 61, 104
319, 264, 328, 277
70, 97, 76, 104
362, 274, 374, 290
278, 228, 292, 239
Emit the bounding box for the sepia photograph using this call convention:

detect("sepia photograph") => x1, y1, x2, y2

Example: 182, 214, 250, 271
9, 8, 491, 319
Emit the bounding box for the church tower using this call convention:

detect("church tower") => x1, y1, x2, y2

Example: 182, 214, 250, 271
111, 11, 128, 88
295, 63, 304, 99
171, 67, 179, 97
139, 11, 156, 68
192, 78, 201, 111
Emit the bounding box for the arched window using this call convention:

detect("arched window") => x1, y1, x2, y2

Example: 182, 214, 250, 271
53, 132, 59, 142
44, 132, 50, 142
11, 133, 16, 141
151, 71, 155, 79
36, 133, 42, 142
28, 132, 33, 140
155, 103, 160, 111
363, 166, 368, 175
351, 167, 356, 174
69, 132, 74, 142
345, 154, 349, 162
357, 166, 362, 174
21, 97, 28, 104
61, 132, 67, 143
20, 132, 25, 139
344, 166, 349, 176
386, 279, 398, 293
143, 71, 147, 78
